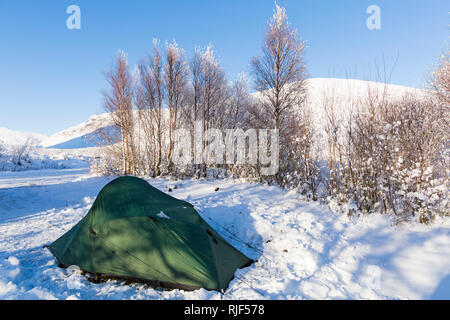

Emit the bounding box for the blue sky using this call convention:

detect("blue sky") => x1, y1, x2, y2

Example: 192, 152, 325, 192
0, 0, 448, 134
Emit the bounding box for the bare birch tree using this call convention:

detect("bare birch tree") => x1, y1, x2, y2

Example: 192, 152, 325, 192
136, 40, 165, 176
164, 40, 189, 173
102, 50, 136, 175
181, 45, 229, 177
251, 4, 307, 131
251, 3, 311, 188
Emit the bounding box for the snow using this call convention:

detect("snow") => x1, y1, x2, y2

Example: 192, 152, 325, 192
0, 127, 47, 147
0, 168, 449, 300
157, 212, 174, 220
41, 113, 113, 149
0, 78, 447, 300
304, 78, 426, 151
251, 77, 427, 154
0, 113, 112, 151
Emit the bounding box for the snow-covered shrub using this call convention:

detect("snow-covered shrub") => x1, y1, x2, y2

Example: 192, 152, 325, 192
89, 144, 123, 176
0, 150, 69, 172
328, 90, 449, 222
430, 51, 450, 106
9, 138, 36, 167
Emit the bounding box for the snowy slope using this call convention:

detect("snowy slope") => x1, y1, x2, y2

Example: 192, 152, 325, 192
0, 114, 112, 150
41, 113, 113, 149
0, 168, 449, 300
252, 77, 426, 135
304, 78, 425, 129
0, 127, 48, 147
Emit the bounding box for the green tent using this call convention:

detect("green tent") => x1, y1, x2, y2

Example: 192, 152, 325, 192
48, 176, 253, 291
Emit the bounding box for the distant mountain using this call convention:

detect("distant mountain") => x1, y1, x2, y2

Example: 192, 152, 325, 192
41, 113, 114, 149
0, 113, 113, 150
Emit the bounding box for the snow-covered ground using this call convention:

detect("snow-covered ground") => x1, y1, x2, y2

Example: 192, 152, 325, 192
0, 168, 449, 300
0, 78, 447, 299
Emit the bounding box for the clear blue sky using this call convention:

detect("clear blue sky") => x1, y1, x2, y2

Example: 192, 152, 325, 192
0, 0, 448, 134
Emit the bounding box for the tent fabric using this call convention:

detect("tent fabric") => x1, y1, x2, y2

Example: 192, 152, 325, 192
48, 176, 253, 291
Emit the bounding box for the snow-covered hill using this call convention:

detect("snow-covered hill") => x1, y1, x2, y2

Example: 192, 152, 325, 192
0, 113, 112, 150
304, 78, 425, 130
0, 127, 48, 147
0, 78, 427, 151
41, 113, 113, 149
